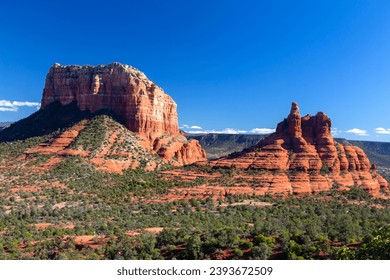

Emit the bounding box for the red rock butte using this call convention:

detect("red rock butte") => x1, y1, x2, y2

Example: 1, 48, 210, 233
42, 62, 179, 138
40, 62, 206, 166
209, 102, 389, 196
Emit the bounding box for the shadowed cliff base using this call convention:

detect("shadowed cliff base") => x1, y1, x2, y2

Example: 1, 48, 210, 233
0, 101, 124, 142
0, 62, 206, 167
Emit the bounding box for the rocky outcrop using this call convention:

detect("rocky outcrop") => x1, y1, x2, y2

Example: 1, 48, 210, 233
42, 63, 179, 137
153, 134, 207, 166
40, 63, 206, 166
209, 102, 388, 196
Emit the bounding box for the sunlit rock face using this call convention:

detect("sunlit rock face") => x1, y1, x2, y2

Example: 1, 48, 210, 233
41, 62, 206, 166
210, 102, 388, 196
41, 62, 179, 137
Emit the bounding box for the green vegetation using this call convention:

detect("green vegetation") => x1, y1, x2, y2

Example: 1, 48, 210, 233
0, 160, 389, 260
0, 118, 389, 260
69, 116, 107, 152
320, 162, 330, 175
0, 134, 55, 157
346, 186, 371, 200
334, 224, 390, 260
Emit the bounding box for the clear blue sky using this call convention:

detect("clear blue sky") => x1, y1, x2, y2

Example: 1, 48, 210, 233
1, 0, 390, 141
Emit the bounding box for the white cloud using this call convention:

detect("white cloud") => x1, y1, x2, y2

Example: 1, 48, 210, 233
249, 128, 275, 134
12, 101, 40, 107
331, 127, 342, 136
184, 127, 275, 135
186, 128, 247, 134
375, 127, 390, 135
180, 124, 203, 130
346, 128, 369, 136
219, 128, 248, 134
0, 100, 13, 107
0, 107, 18, 112
0, 100, 41, 112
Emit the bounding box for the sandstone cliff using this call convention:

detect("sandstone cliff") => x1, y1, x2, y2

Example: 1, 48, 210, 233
207, 102, 388, 196
42, 63, 179, 137
39, 62, 206, 166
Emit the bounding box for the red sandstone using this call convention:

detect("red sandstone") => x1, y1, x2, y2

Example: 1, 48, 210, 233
179, 102, 388, 197
37, 62, 206, 167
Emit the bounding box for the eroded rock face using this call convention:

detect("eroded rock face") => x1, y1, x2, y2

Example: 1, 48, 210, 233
209, 102, 388, 196
41, 63, 206, 166
153, 134, 207, 166
42, 63, 179, 137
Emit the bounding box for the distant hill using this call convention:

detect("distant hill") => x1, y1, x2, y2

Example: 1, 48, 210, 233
185, 133, 268, 159
0, 122, 12, 131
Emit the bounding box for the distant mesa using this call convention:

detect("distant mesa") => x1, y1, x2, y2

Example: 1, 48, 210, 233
204, 102, 389, 196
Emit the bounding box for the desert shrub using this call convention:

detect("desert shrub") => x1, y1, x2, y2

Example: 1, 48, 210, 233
251, 243, 272, 260
354, 225, 390, 260
320, 162, 330, 175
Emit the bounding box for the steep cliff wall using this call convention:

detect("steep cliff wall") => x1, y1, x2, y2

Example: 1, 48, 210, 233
39, 62, 206, 166
42, 62, 179, 138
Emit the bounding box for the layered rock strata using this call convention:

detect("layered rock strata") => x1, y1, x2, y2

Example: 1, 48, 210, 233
41, 63, 206, 166
42, 63, 178, 137
209, 102, 388, 196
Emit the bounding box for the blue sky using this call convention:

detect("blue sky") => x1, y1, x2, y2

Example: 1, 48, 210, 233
1, 0, 390, 141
